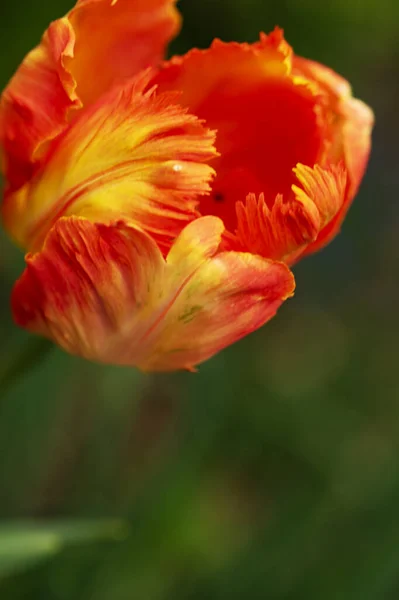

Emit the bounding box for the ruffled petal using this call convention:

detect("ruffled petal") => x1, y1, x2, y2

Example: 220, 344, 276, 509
12, 216, 295, 372
0, 0, 181, 191
292, 56, 374, 256
3, 73, 217, 254
235, 163, 347, 263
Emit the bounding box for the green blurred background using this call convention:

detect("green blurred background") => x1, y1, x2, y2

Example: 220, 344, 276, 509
0, 0, 398, 598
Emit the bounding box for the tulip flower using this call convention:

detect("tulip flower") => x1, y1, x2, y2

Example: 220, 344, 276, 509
0, 0, 373, 371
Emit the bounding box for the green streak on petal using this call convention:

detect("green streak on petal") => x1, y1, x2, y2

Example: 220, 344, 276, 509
178, 305, 203, 324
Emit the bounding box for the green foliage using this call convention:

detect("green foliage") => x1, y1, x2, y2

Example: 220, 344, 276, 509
0, 520, 126, 578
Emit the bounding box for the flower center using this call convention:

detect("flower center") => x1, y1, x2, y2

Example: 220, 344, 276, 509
196, 79, 325, 232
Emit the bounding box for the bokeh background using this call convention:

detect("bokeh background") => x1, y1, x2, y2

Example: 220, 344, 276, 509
0, 0, 398, 598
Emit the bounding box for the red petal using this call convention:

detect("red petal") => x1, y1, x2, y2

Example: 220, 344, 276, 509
0, 19, 78, 191
152, 32, 327, 235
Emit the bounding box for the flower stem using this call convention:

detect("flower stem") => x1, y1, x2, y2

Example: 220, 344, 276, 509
0, 337, 54, 400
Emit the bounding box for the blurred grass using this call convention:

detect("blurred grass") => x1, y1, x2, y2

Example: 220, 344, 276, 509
0, 0, 398, 599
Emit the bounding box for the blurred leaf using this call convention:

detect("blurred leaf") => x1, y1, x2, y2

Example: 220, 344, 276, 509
0, 519, 127, 579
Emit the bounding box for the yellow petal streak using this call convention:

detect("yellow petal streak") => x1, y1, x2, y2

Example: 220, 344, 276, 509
4, 75, 217, 253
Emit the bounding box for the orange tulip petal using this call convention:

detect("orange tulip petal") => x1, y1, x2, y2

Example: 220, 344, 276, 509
0, 0, 181, 191
235, 163, 347, 263
293, 56, 373, 197
0, 19, 78, 191
3, 73, 217, 253
12, 216, 295, 371
292, 56, 374, 256
68, 0, 181, 106
152, 30, 328, 234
